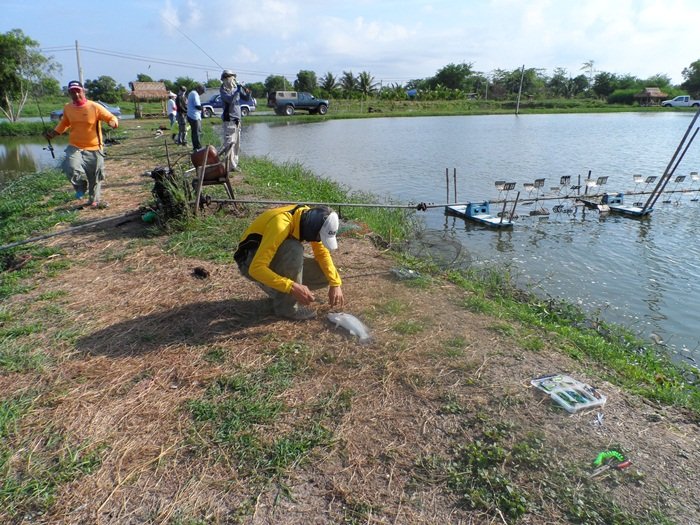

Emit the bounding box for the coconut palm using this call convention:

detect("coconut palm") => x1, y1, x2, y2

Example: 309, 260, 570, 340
340, 71, 357, 96
320, 72, 338, 95
357, 71, 378, 97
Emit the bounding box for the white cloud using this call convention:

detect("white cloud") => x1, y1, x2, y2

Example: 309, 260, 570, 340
9, 0, 699, 86
318, 16, 416, 57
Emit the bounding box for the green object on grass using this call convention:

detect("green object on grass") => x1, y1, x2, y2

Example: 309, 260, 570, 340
593, 450, 625, 467
142, 211, 157, 223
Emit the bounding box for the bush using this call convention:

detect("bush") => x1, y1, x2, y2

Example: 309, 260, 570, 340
0, 121, 47, 136
607, 88, 638, 105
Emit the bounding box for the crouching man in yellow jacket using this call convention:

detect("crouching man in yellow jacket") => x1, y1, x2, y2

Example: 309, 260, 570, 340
44, 80, 118, 208
234, 205, 344, 320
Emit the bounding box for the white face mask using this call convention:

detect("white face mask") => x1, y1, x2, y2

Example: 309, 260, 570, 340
223, 76, 237, 90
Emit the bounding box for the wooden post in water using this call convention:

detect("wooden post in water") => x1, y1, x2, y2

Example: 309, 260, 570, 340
445, 168, 449, 204
584, 170, 592, 196
453, 168, 457, 204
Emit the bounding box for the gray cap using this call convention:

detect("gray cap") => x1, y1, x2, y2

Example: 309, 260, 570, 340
220, 69, 236, 80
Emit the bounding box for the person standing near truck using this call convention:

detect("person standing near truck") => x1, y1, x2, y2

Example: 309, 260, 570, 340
187, 84, 206, 152
175, 85, 188, 146
166, 92, 177, 141
219, 69, 245, 172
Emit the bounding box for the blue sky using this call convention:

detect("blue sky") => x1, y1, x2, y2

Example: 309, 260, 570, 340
4, 0, 699, 88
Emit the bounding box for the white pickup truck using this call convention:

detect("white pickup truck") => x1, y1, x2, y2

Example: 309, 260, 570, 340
661, 95, 700, 108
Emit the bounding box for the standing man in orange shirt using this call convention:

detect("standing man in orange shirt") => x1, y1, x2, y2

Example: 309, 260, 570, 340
44, 80, 119, 209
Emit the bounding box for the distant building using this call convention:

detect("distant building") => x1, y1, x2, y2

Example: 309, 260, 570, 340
129, 81, 169, 118
634, 87, 668, 106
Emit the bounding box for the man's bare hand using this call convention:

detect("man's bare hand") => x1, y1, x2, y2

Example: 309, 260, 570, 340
328, 286, 344, 308
291, 282, 315, 305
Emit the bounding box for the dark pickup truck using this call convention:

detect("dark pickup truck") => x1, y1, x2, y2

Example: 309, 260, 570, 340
267, 90, 329, 115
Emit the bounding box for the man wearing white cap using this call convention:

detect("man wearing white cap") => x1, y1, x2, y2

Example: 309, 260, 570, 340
219, 69, 245, 171
234, 205, 344, 320
44, 80, 119, 209
166, 91, 177, 140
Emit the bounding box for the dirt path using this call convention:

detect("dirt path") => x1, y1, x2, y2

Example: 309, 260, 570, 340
2, 128, 699, 524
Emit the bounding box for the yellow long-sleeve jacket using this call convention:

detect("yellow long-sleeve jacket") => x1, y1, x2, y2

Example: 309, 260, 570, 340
237, 205, 342, 293
54, 101, 118, 151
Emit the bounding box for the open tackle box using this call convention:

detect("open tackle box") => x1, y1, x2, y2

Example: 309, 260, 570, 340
531, 374, 607, 413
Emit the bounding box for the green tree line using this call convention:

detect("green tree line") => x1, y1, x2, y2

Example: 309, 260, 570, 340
3, 28, 700, 121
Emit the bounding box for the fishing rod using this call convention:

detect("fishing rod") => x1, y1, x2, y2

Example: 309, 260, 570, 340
32, 87, 55, 159
644, 126, 699, 211
195, 198, 458, 211
0, 210, 142, 251
198, 188, 700, 211
642, 105, 700, 213
163, 18, 223, 69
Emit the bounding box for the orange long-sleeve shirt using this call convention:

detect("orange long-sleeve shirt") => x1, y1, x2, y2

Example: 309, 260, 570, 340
54, 101, 118, 151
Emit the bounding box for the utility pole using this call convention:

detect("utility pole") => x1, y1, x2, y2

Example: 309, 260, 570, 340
75, 40, 84, 85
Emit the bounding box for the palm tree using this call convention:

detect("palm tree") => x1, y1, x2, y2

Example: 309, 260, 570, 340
357, 71, 378, 97
581, 60, 595, 86
340, 71, 357, 96
320, 72, 338, 94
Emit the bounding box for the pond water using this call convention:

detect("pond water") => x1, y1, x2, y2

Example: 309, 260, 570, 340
242, 112, 700, 365
0, 138, 62, 187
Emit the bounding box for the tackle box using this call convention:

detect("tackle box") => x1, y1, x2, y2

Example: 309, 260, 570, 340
531, 374, 606, 413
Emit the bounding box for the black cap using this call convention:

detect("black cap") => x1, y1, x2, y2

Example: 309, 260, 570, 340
300, 206, 333, 243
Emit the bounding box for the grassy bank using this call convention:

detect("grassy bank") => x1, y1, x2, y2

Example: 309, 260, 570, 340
1, 120, 698, 523
3, 96, 686, 137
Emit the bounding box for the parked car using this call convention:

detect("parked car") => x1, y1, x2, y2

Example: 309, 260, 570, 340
202, 92, 257, 118
660, 95, 700, 108
267, 91, 329, 116
50, 101, 122, 121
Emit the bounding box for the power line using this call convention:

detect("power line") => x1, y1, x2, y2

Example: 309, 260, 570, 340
40, 45, 279, 79
39, 45, 420, 84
